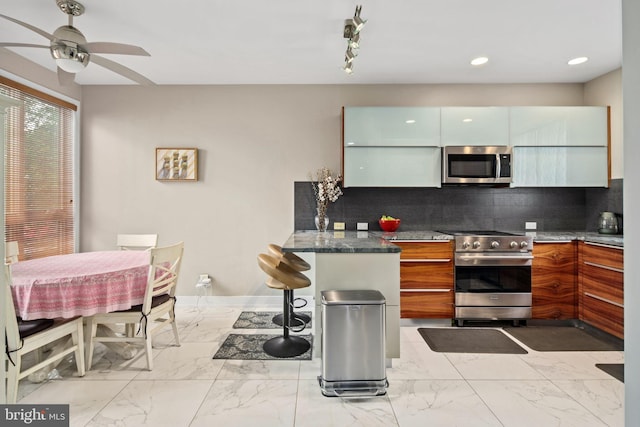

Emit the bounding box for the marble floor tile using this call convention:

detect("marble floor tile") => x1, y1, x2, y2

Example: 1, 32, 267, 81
388, 380, 502, 427
189, 379, 297, 427
387, 339, 462, 380
469, 379, 610, 427
445, 353, 546, 380
520, 351, 617, 380
553, 379, 624, 427
133, 342, 225, 380
295, 379, 398, 427
216, 359, 301, 380
86, 379, 213, 426
20, 379, 129, 427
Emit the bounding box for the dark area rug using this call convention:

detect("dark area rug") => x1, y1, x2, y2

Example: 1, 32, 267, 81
232, 311, 312, 329
596, 363, 624, 382
503, 326, 623, 351
418, 328, 527, 354
212, 333, 313, 360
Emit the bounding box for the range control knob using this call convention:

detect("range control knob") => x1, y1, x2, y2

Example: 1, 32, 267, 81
472, 241, 481, 249
490, 240, 500, 249
520, 241, 529, 249
462, 241, 470, 249
510, 241, 518, 249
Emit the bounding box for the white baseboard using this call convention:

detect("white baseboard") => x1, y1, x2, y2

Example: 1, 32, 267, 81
175, 295, 315, 309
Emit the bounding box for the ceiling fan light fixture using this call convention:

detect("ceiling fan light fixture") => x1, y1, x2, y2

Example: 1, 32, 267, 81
51, 43, 89, 72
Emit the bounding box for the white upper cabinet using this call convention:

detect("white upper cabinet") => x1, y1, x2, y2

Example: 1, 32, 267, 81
510, 107, 608, 146
343, 107, 440, 147
441, 107, 509, 146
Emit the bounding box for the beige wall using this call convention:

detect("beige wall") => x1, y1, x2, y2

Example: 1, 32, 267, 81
584, 68, 623, 178
80, 83, 586, 297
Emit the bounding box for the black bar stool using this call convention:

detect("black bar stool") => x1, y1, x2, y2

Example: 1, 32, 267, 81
257, 253, 311, 358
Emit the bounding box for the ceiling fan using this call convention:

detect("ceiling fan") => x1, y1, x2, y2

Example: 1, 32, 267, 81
0, 0, 154, 85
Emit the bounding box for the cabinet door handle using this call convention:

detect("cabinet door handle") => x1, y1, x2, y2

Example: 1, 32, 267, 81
583, 261, 624, 273
585, 241, 623, 251
584, 292, 624, 308
401, 259, 451, 263
401, 289, 451, 292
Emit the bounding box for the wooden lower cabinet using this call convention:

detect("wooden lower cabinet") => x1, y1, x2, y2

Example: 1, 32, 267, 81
531, 241, 577, 319
395, 240, 454, 318
579, 241, 624, 339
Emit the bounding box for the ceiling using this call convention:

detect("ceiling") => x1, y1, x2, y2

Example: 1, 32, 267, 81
0, 0, 622, 86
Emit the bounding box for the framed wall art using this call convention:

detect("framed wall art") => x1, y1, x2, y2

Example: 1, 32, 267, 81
156, 148, 198, 181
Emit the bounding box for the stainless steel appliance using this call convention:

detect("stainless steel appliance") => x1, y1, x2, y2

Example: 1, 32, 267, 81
318, 290, 388, 397
440, 231, 533, 326
598, 211, 619, 234
442, 146, 512, 185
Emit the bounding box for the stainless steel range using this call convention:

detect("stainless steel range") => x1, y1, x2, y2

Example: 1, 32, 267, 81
440, 231, 533, 326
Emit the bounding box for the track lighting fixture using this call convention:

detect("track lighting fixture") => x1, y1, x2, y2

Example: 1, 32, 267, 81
342, 5, 365, 75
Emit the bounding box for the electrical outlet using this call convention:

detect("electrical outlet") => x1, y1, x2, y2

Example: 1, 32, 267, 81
196, 274, 212, 288
357, 222, 368, 231
525, 222, 537, 230
334, 222, 345, 230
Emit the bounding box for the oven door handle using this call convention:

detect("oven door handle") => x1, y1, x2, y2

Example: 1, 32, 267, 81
458, 255, 534, 261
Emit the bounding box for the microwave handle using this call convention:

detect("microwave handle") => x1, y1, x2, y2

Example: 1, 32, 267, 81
495, 154, 501, 179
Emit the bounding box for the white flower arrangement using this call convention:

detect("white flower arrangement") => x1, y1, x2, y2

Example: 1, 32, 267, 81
310, 167, 342, 231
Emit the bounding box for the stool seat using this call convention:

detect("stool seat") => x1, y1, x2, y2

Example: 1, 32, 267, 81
257, 253, 311, 290
268, 244, 311, 271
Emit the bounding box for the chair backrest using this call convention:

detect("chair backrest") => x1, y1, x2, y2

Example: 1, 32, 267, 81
117, 234, 158, 251
141, 242, 184, 313
5, 241, 19, 264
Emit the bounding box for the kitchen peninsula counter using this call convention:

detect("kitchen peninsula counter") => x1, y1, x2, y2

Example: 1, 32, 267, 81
282, 230, 401, 359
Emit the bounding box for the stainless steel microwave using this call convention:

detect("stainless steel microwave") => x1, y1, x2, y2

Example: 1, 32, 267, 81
442, 146, 512, 185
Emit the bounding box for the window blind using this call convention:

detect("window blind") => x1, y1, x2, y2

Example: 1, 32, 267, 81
1, 76, 76, 260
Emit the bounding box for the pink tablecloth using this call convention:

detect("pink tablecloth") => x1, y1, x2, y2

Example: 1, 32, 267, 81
10, 251, 151, 320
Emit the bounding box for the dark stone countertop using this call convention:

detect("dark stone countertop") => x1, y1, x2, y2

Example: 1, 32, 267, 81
532, 231, 623, 247
282, 230, 402, 253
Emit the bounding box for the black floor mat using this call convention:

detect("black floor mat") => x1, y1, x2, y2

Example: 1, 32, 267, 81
596, 363, 624, 382
418, 328, 527, 354
232, 311, 312, 329
503, 326, 623, 351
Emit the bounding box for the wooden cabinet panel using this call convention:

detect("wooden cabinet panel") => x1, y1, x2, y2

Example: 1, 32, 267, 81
395, 240, 454, 318
531, 242, 576, 319
400, 262, 453, 289
578, 241, 624, 338
401, 291, 453, 318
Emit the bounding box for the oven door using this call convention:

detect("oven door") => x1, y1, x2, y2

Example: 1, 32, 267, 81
454, 252, 532, 294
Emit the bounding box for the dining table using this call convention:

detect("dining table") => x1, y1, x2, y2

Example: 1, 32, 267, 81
9, 250, 152, 381
10, 250, 151, 321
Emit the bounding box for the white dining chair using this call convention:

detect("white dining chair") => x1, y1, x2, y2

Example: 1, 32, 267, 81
86, 241, 184, 371
116, 234, 158, 251
4, 241, 86, 404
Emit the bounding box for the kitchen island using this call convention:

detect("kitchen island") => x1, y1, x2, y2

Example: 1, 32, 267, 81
281, 230, 401, 358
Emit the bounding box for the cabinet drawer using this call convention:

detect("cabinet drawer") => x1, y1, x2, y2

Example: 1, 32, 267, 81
400, 262, 453, 289
582, 264, 623, 306
401, 291, 453, 318
582, 293, 624, 339
582, 242, 623, 270
394, 241, 453, 260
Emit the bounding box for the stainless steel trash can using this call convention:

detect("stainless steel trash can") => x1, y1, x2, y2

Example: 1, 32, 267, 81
318, 289, 388, 397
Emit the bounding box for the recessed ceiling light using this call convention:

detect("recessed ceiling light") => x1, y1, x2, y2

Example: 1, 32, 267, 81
405, 119, 416, 124
470, 56, 489, 66
462, 118, 473, 123
568, 56, 589, 65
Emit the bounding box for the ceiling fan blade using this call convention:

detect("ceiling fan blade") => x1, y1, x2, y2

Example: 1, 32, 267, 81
0, 13, 55, 41
57, 67, 76, 86
84, 42, 150, 56
90, 54, 155, 85
0, 42, 49, 49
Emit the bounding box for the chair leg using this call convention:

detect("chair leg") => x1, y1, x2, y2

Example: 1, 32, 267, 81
170, 307, 181, 346
6, 354, 21, 404
86, 318, 98, 370
73, 321, 86, 377
144, 336, 154, 371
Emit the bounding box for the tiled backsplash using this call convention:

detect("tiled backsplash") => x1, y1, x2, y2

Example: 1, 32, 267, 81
294, 179, 623, 233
